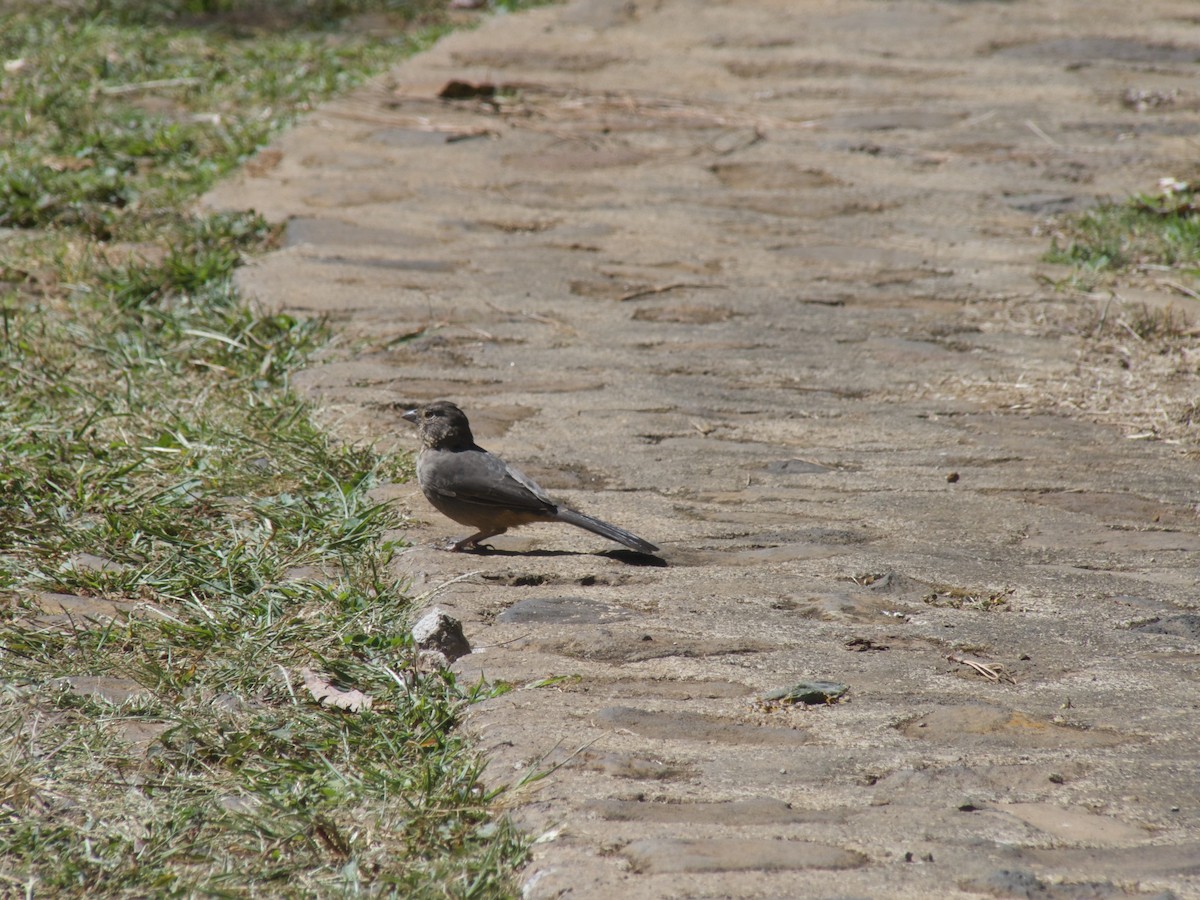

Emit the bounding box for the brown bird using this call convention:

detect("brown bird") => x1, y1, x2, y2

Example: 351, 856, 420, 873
402, 400, 659, 554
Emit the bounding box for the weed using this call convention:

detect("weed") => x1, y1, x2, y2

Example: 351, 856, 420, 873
1119, 301, 1191, 341
922, 587, 1013, 612
1046, 177, 1200, 277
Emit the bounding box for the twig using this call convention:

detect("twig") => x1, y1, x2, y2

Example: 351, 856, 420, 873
322, 107, 497, 139
1093, 293, 1113, 336
483, 299, 578, 334
476, 631, 534, 650
617, 282, 724, 302
99, 77, 203, 95
380, 664, 413, 696
1160, 279, 1200, 301
947, 654, 1016, 684
1025, 119, 1061, 149
514, 735, 602, 789
1117, 319, 1145, 342
276, 664, 297, 703
412, 570, 482, 605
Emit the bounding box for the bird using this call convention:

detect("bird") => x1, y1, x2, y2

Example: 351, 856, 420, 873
402, 400, 659, 554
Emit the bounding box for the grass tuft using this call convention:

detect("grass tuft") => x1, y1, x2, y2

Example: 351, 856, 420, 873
1046, 177, 1200, 277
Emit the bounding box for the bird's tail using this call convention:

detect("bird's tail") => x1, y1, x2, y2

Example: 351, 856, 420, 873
556, 507, 659, 554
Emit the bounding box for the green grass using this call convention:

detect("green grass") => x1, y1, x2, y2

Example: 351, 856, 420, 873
1, 1, 526, 895
0, 0, 452, 242
1046, 178, 1200, 276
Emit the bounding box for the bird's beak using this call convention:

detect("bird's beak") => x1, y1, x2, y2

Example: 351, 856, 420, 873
402, 408, 419, 425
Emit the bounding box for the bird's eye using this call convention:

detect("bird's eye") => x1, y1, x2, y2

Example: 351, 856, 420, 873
424, 409, 437, 418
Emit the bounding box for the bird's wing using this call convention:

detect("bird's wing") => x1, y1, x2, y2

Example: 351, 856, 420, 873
421, 446, 557, 513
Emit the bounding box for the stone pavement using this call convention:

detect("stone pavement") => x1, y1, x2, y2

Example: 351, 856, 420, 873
206, 1, 1200, 896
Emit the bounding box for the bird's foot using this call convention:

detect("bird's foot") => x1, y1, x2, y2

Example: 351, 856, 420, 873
438, 537, 492, 553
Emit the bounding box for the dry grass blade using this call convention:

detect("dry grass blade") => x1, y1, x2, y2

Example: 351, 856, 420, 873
617, 282, 726, 302
947, 654, 1017, 685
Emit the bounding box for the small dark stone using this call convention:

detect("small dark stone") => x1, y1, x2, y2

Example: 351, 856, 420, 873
1133, 614, 1200, 639
844, 637, 889, 652
438, 80, 496, 100
765, 458, 835, 475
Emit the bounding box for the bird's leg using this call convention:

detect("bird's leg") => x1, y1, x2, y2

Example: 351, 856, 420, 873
447, 527, 507, 552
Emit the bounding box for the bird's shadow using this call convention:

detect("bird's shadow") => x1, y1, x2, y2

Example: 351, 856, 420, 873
451, 544, 668, 567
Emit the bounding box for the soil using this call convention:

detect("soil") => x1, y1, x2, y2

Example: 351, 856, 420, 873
205, 1, 1200, 896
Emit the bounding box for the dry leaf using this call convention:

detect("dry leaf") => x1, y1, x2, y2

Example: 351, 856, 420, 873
301, 668, 373, 712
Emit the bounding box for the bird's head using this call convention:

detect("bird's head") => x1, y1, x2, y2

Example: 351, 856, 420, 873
402, 400, 475, 450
